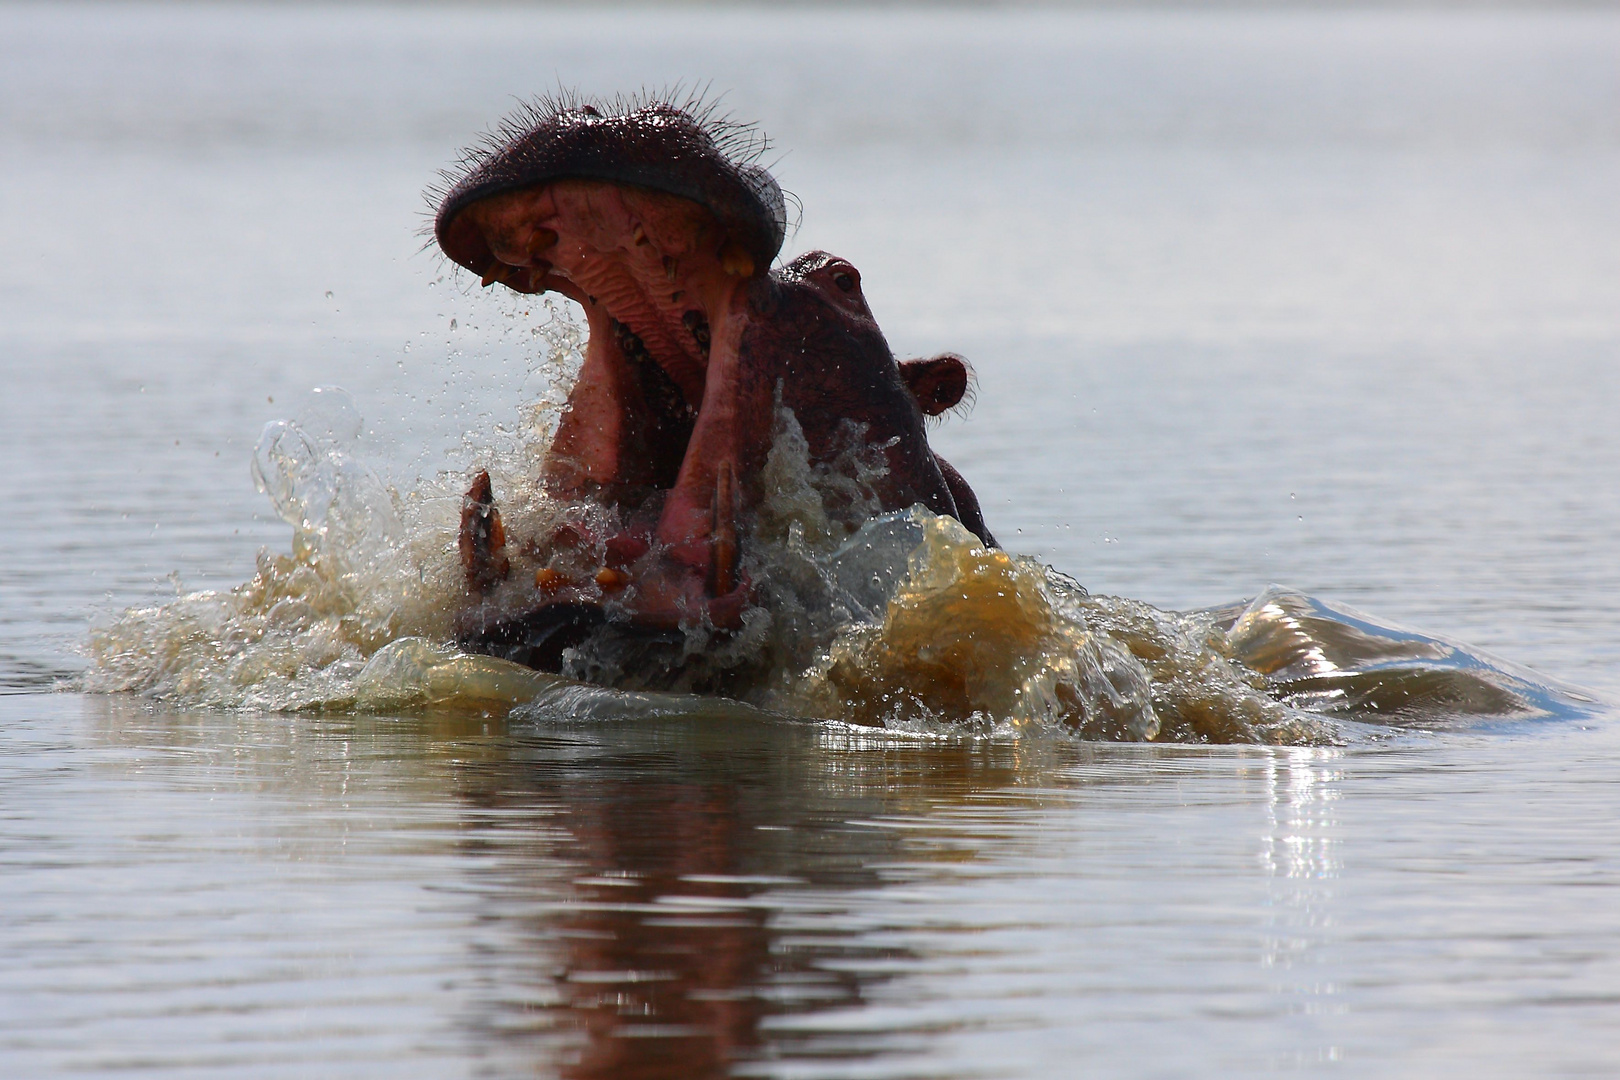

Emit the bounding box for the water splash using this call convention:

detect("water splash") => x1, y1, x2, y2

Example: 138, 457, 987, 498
86, 386, 493, 710
1223, 586, 1593, 724
754, 508, 1320, 743
83, 322, 1590, 741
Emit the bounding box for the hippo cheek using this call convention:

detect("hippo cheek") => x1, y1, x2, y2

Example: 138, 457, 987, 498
441, 179, 770, 623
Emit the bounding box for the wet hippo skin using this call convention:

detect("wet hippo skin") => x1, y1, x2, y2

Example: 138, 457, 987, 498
432, 96, 993, 665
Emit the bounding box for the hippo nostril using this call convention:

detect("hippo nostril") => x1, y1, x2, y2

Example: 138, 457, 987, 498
833, 272, 855, 292
682, 310, 711, 353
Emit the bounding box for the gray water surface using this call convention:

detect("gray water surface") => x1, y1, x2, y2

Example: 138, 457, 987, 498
3, 3, 1620, 1075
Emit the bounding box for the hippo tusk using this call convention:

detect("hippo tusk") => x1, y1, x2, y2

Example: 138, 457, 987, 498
710, 460, 738, 597
460, 470, 510, 594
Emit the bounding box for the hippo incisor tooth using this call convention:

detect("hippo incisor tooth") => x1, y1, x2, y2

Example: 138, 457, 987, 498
595, 567, 629, 591
631, 224, 649, 247
720, 242, 754, 279
663, 255, 679, 283
480, 265, 501, 288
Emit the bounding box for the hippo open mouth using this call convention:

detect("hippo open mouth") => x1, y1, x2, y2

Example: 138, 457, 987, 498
433, 95, 992, 667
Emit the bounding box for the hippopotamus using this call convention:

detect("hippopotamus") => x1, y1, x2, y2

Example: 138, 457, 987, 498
433, 95, 993, 671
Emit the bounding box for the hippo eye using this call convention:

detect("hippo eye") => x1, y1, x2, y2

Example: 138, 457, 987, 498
833, 272, 856, 292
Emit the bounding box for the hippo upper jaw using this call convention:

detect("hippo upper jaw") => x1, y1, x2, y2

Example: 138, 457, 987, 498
458, 179, 754, 478
433, 99, 786, 290
443, 177, 774, 627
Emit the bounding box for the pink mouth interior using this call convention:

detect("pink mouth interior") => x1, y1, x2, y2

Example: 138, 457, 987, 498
450, 179, 764, 618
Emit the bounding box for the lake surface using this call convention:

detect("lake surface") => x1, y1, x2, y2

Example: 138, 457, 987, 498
3, 2, 1620, 1075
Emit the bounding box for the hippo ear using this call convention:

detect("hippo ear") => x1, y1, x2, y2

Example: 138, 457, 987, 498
899, 354, 972, 417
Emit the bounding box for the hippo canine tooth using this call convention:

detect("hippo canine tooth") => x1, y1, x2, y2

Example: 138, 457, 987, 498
711, 460, 738, 597
459, 470, 510, 594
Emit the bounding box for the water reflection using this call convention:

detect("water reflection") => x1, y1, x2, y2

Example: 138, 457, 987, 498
1258, 747, 1344, 1062
43, 691, 1620, 1077
449, 718, 1069, 1078
1259, 748, 1341, 884
72, 696, 1059, 1077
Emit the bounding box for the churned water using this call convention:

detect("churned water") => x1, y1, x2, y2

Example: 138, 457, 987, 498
3, 2, 1620, 1075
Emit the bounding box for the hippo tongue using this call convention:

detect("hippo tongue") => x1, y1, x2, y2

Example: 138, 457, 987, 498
448, 177, 760, 580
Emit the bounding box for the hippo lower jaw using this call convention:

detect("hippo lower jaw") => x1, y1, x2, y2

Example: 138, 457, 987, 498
450, 178, 768, 630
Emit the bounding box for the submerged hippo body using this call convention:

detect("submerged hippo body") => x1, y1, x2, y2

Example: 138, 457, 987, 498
433, 95, 992, 671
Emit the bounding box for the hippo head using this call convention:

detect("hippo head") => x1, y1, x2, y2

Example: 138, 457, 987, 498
433, 95, 992, 661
